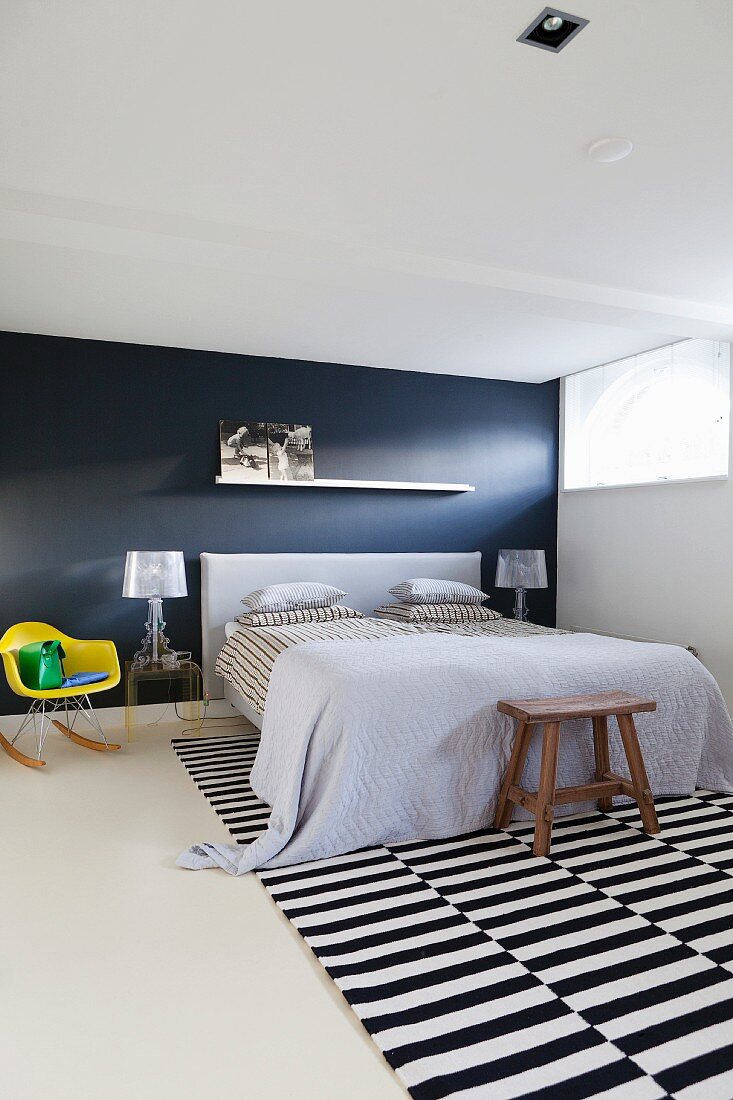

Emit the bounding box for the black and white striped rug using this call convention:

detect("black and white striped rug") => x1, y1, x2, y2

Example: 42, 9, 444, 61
173, 733, 733, 1099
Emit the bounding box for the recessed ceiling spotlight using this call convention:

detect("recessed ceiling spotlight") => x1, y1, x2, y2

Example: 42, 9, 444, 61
588, 137, 634, 163
517, 7, 589, 53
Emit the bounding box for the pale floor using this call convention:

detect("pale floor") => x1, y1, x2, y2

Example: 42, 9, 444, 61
0, 712, 406, 1100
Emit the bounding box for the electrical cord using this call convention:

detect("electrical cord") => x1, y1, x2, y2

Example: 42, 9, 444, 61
144, 687, 243, 730
173, 701, 245, 721
134, 665, 250, 735
174, 699, 252, 737
176, 720, 249, 736
148, 677, 174, 725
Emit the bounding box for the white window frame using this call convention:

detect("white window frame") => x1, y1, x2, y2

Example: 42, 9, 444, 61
560, 340, 731, 493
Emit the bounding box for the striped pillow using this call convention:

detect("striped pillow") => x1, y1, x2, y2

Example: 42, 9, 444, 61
374, 603, 502, 623
241, 582, 347, 613
236, 605, 363, 626
387, 578, 490, 605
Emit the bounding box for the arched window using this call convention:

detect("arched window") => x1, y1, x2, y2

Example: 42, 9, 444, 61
563, 340, 730, 490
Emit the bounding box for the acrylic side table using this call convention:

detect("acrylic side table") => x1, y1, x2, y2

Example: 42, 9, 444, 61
125, 660, 202, 741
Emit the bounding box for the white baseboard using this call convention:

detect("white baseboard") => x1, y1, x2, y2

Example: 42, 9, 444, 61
0, 696, 241, 734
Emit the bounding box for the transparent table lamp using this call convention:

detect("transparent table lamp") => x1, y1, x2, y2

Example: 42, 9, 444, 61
495, 549, 548, 622
122, 551, 188, 668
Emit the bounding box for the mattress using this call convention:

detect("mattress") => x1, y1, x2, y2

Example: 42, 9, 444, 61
217, 616, 562, 717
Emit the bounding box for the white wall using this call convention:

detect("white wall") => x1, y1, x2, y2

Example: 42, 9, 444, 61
557, 475, 733, 710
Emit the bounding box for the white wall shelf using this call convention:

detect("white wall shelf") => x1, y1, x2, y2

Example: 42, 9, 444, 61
215, 477, 475, 492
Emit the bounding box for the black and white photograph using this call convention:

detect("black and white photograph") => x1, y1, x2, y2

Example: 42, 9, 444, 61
266, 423, 314, 482
218, 420, 269, 483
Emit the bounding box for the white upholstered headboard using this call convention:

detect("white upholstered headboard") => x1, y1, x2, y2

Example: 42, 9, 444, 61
200, 551, 482, 697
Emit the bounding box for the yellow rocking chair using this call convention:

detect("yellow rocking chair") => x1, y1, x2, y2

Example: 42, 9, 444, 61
0, 622, 121, 767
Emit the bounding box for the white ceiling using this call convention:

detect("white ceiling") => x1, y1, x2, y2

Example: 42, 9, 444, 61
1, 0, 732, 382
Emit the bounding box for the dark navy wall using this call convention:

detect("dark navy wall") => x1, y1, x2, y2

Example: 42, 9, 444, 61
0, 331, 559, 714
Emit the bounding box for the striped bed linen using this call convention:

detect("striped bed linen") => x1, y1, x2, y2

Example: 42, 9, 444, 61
374, 603, 503, 623
215, 616, 564, 717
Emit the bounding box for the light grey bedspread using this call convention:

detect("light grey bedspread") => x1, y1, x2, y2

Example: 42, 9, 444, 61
178, 631, 733, 875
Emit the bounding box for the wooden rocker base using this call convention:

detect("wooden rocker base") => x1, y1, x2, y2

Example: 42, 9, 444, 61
51, 720, 121, 751
0, 730, 46, 767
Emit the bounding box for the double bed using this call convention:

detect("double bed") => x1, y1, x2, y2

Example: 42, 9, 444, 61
182, 551, 733, 875
202, 551, 490, 726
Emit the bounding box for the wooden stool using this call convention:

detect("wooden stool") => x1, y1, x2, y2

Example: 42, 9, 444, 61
493, 690, 660, 857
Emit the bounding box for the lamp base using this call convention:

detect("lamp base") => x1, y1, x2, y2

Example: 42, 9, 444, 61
513, 587, 529, 622
132, 597, 180, 669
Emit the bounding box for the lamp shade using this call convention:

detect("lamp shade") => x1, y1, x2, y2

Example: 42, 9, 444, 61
495, 549, 548, 590
122, 551, 187, 598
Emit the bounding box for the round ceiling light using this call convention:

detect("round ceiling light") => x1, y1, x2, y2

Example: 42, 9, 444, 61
543, 15, 565, 31
588, 137, 634, 163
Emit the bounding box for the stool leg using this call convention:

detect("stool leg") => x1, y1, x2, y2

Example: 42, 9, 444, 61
534, 722, 561, 857
616, 713, 660, 834
592, 716, 613, 812
494, 721, 532, 829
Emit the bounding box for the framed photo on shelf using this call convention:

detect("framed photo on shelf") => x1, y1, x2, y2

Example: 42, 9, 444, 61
266, 424, 314, 482
218, 421, 270, 483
